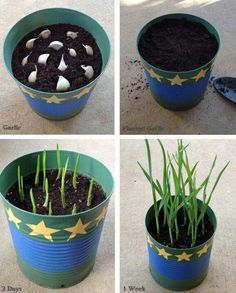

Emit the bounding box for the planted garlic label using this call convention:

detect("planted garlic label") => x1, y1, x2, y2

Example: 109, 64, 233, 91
38, 53, 50, 65
81, 65, 94, 79
82, 44, 93, 56
56, 76, 70, 92
66, 31, 78, 39
28, 65, 37, 83
26, 38, 38, 49
48, 41, 63, 51
58, 54, 68, 71
40, 29, 51, 39
21, 52, 31, 66
68, 48, 77, 57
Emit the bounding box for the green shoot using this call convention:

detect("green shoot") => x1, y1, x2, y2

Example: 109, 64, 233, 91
87, 178, 94, 206
43, 178, 49, 208
73, 154, 80, 189
61, 157, 69, 208
42, 149, 46, 192
72, 203, 77, 214
17, 166, 24, 202
29, 188, 36, 213
56, 144, 62, 180
35, 154, 40, 186
138, 139, 229, 247
48, 201, 52, 216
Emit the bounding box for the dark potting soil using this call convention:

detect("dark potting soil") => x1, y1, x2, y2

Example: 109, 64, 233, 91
6, 170, 106, 215
138, 18, 219, 71
148, 209, 214, 248
12, 24, 102, 92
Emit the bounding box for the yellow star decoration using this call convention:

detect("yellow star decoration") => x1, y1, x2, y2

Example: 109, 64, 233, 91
155, 247, 172, 260
6, 208, 22, 230
95, 207, 107, 226
176, 252, 193, 262
19, 85, 36, 98
196, 243, 210, 258
72, 84, 95, 100
42, 95, 66, 104
167, 74, 187, 86
191, 68, 209, 82
27, 220, 60, 242
147, 235, 154, 247
64, 218, 91, 241
146, 68, 163, 82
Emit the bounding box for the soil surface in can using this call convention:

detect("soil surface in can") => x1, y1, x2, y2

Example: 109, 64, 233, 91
138, 18, 218, 71
6, 170, 106, 215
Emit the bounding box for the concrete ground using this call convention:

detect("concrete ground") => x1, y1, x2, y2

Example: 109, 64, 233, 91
121, 0, 236, 134
121, 139, 236, 292
0, 139, 115, 293
0, 0, 114, 134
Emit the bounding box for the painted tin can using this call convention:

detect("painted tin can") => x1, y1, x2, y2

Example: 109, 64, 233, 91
3, 8, 110, 120
0, 150, 114, 288
137, 14, 220, 111
145, 199, 217, 291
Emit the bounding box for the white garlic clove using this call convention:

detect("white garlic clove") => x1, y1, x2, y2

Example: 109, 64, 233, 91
82, 44, 93, 56
56, 76, 70, 92
81, 65, 94, 80
66, 31, 78, 39
21, 52, 31, 66
68, 48, 77, 57
28, 65, 37, 83
38, 53, 50, 65
40, 29, 51, 39
26, 37, 38, 49
48, 41, 63, 51
58, 54, 68, 72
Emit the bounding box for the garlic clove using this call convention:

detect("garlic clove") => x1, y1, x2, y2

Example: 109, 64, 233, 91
82, 44, 93, 56
26, 38, 38, 49
38, 53, 50, 65
40, 29, 51, 39
21, 52, 31, 66
28, 65, 37, 83
56, 76, 70, 92
68, 48, 77, 57
81, 65, 94, 80
66, 31, 78, 39
48, 41, 63, 51
58, 54, 68, 71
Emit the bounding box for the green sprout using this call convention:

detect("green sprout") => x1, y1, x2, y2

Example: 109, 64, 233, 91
72, 203, 77, 214
61, 157, 69, 208
87, 178, 94, 207
56, 144, 62, 180
43, 178, 49, 208
17, 166, 24, 202
73, 154, 80, 189
138, 139, 229, 247
35, 154, 40, 186
29, 188, 36, 214
48, 201, 52, 216
42, 149, 46, 192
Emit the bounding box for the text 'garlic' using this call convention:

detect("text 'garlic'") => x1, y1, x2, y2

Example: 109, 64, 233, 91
81, 65, 94, 80
58, 54, 68, 71
56, 76, 70, 92
38, 53, 50, 65
28, 66, 37, 83
26, 38, 38, 49
48, 41, 63, 51
40, 29, 51, 39
68, 48, 77, 57
66, 31, 78, 39
82, 44, 93, 56
21, 52, 31, 66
